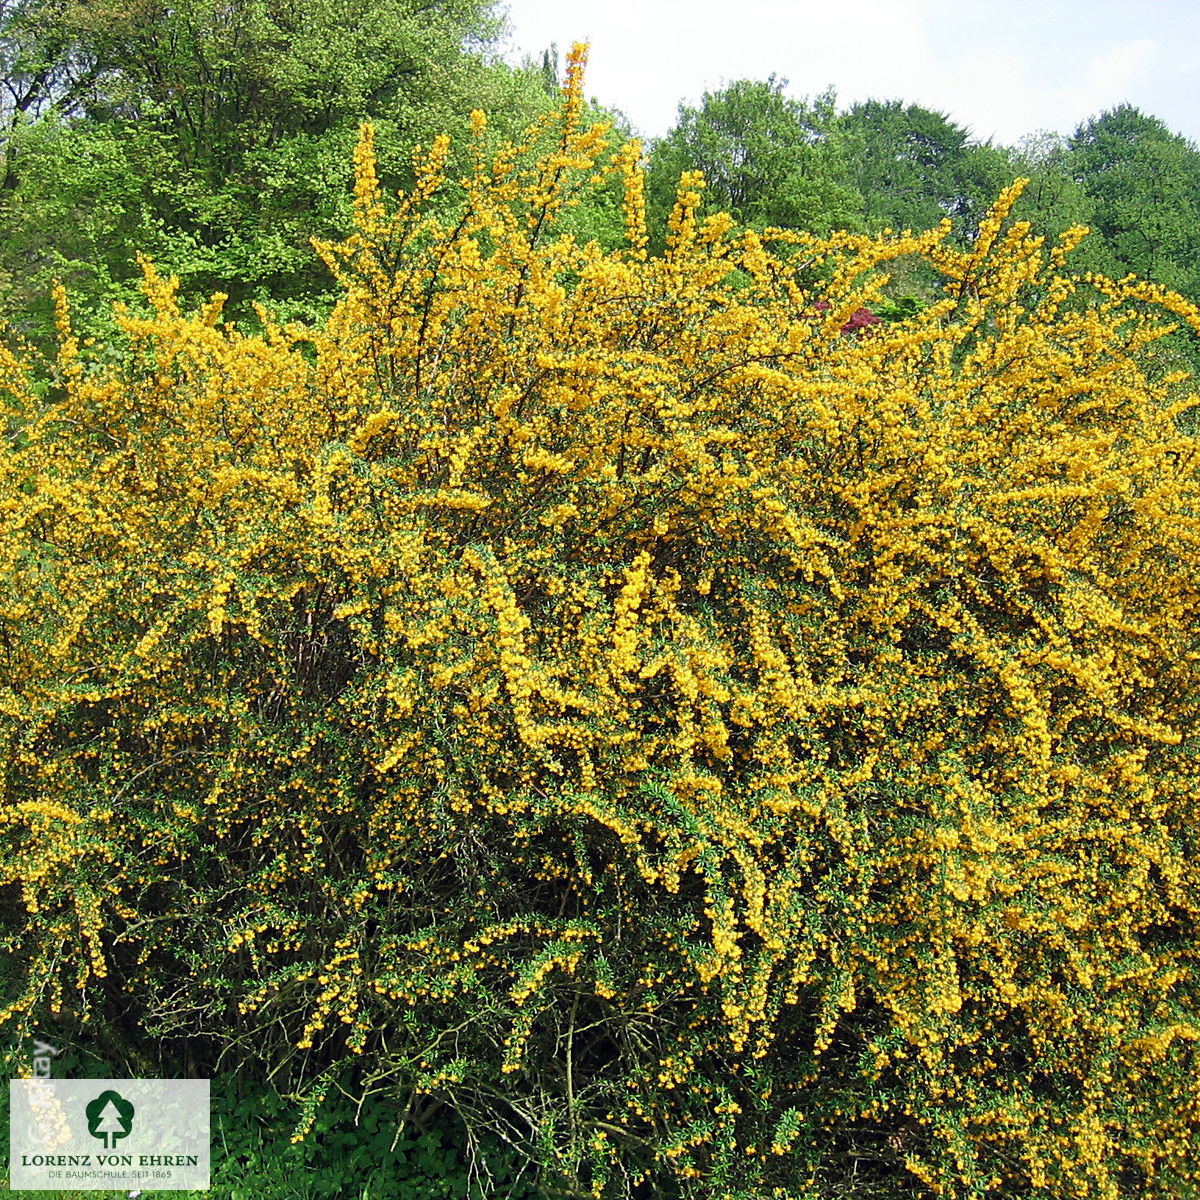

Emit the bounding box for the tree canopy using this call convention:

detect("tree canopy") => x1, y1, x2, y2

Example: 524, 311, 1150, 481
833, 98, 1013, 242
0, 0, 553, 340
1066, 104, 1200, 295
646, 77, 863, 248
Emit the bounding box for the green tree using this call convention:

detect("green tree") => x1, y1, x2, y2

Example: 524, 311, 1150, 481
646, 77, 863, 249
1007, 130, 1094, 244
0, 0, 100, 192
1066, 104, 1200, 295
0, 0, 554, 343
837, 98, 1012, 240
0, 112, 173, 341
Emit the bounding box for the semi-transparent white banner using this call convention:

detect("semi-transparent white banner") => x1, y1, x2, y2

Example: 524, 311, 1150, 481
9, 1078, 209, 1190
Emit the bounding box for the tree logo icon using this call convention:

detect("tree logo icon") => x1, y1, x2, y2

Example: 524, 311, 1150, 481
85, 1090, 135, 1149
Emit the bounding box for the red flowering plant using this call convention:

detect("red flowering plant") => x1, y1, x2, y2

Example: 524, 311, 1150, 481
812, 297, 883, 335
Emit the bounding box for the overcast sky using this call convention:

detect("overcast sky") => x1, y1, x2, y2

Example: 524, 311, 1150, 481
497, 0, 1200, 149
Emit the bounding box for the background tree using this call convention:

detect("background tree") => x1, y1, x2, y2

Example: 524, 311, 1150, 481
836, 98, 1012, 238
831, 98, 1013, 302
1066, 104, 1200, 295
0, 0, 556, 343
0, 0, 101, 192
1006, 130, 1094, 244
645, 77, 863, 251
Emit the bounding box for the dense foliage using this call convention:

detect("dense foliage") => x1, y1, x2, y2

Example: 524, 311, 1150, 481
645, 77, 862, 247
2, 45, 1199, 1199
835, 99, 1013, 243
1066, 105, 1200, 296
0, 0, 561, 341
8, 1, 1200, 361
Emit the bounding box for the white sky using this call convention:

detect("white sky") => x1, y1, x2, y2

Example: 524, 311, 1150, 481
497, 0, 1200, 149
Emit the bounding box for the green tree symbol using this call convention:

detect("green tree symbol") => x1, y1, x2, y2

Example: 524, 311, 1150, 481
85, 1090, 135, 1149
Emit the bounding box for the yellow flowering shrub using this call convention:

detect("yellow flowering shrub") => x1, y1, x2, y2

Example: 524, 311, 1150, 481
2, 44, 1199, 1199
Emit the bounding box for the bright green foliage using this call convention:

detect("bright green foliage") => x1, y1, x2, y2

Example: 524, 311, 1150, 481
1006, 132, 1095, 250
2, 45, 1200, 1200
0, 0, 554, 344
0, 0, 102, 188
52, 0, 504, 177
837, 99, 1013, 241
0, 115, 179, 344
1066, 105, 1200, 296
646, 78, 863, 250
